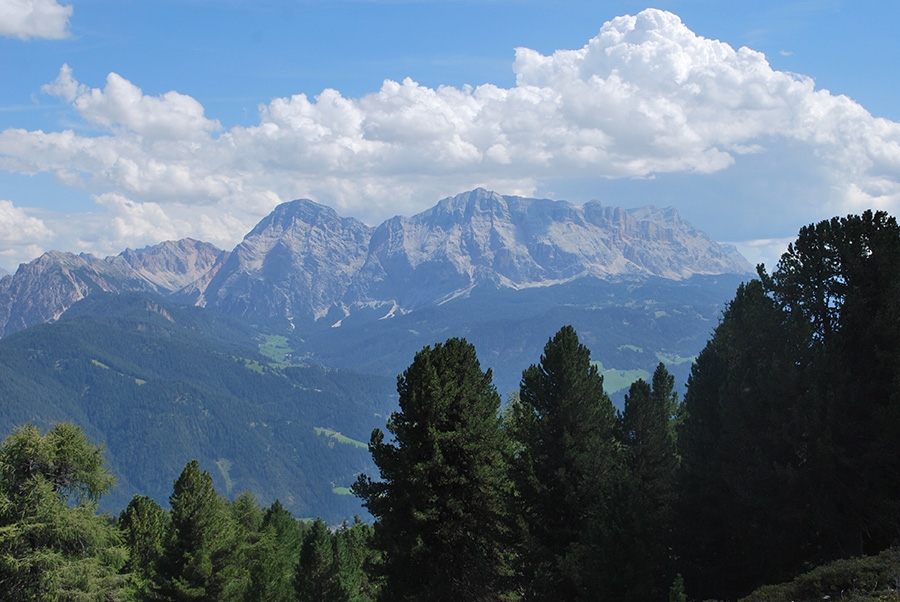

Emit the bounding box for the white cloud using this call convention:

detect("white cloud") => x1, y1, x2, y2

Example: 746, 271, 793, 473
0, 200, 55, 270
42, 65, 222, 140
2, 8, 900, 265
0, 0, 72, 40
0, 199, 53, 242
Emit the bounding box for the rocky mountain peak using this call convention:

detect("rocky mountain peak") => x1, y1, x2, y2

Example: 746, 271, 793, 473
0, 189, 753, 336
0, 240, 225, 337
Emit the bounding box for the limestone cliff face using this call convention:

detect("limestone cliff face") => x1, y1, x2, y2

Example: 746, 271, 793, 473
355, 189, 749, 305
0, 239, 225, 337
205, 189, 751, 326
201, 200, 373, 324
0, 189, 751, 336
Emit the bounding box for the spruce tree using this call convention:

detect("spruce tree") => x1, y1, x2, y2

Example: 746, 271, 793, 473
354, 338, 513, 602
508, 325, 621, 601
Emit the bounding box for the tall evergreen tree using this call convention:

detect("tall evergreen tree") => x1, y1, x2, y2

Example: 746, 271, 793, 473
246, 500, 305, 602
294, 518, 343, 602
333, 518, 378, 602
120, 494, 167, 593
613, 363, 681, 601
507, 325, 621, 601
354, 338, 514, 602
676, 280, 817, 600
759, 210, 900, 553
153, 460, 243, 602
674, 209, 900, 600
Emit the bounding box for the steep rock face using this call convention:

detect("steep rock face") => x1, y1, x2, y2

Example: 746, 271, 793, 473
352, 189, 750, 308
112, 238, 226, 292
0, 239, 224, 337
202, 200, 373, 326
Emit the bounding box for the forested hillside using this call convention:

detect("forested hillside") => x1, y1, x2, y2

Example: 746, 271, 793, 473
0, 292, 395, 518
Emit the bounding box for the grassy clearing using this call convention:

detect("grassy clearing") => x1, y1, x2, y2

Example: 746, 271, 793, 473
618, 344, 644, 353
258, 334, 293, 365
592, 361, 651, 394
656, 353, 696, 366
215, 458, 234, 494
601, 368, 652, 394
315, 427, 368, 450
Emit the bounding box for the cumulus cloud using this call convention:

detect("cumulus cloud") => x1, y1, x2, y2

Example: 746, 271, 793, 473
42, 65, 222, 140
0, 200, 54, 242
0, 200, 55, 270
2, 8, 900, 263
0, 0, 72, 40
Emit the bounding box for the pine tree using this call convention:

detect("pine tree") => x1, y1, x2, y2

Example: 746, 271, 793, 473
676, 280, 824, 599
153, 460, 243, 602
508, 325, 622, 601
676, 212, 900, 599
247, 500, 305, 602
120, 494, 167, 591
615, 363, 681, 601
353, 338, 514, 602
294, 518, 343, 602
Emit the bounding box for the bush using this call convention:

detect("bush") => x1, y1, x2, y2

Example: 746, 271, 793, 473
739, 548, 900, 602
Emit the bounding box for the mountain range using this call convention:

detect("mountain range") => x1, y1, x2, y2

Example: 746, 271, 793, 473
0, 189, 752, 517
0, 188, 750, 337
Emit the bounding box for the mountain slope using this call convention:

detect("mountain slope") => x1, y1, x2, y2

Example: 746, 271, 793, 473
0, 189, 750, 337
201, 200, 373, 324
0, 292, 394, 519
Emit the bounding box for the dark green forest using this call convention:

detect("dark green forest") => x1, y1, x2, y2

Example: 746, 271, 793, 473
0, 292, 396, 518
3, 211, 900, 601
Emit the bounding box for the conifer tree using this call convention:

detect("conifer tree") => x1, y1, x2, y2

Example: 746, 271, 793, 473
508, 325, 621, 601
153, 459, 243, 602
294, 518, 342, 602
615, 363, 681, 601
354, 338, 513, 602
677, 280, 825, 599
247, 500, 305, 602
120, 494, 167, 591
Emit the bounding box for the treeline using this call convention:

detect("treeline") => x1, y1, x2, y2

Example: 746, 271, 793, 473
0, 423, 376, 601
2, 210, 900, 601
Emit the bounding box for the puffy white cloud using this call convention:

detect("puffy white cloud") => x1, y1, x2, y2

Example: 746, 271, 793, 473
0, 200, 55, 270
42, 65, 222, 140
0, 0, 72, 40
0, 199, 53, 242
2, 8, 900, 264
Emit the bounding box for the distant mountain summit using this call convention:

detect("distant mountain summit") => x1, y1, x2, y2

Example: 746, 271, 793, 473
0, 239, 226, 337
204, 189, 750, 327
0, 189, 750, 336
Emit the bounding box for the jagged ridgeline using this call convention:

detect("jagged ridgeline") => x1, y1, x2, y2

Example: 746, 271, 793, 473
0, 292, 395, 520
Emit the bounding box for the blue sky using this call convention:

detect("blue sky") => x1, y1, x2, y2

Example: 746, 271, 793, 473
1, 0, 899, 272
